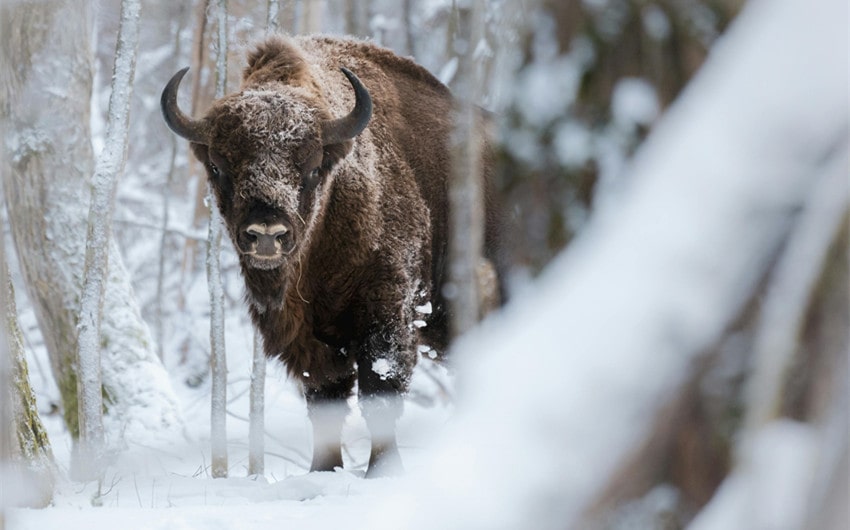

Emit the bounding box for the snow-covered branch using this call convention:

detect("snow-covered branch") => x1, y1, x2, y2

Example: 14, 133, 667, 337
369, 0, 848, 528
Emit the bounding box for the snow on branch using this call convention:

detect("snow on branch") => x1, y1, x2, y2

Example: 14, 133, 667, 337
367, 0, 849, 528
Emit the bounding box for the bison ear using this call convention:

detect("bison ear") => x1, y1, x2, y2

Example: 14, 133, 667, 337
320, 141, 354, 174
190, 142, 209, 165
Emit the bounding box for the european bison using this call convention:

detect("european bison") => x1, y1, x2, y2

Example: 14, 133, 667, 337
161, 35, 503, 477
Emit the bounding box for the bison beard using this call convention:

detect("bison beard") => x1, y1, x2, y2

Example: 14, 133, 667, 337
161, 35, 503, 477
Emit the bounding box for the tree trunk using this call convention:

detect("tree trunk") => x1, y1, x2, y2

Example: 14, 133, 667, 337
266, 0, 280, 33
0, 0, 182, 455
447, 0, 486, 339
1, 202, 54, 510
248, 331, 266, 476
4, 276, 55, 476
179, 0, 212, 335
281, 0, 299, 33
402, 0, 415, 55
1, 200, 12, 523
209, 0, 229, 480
300, 0, 323, 33
74, 0, 142, 481
0, 0, 94, 441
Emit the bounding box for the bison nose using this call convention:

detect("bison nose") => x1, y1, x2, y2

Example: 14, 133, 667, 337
244, 223, 292, 256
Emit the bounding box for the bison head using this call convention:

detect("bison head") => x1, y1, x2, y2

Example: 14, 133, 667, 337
161, 67, 372, 270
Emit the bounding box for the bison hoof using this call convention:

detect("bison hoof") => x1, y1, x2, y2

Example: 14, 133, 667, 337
365, 445, 404, 478
309, 449, 344, 473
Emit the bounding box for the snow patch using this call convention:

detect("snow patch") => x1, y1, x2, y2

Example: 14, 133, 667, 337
372, 358, 394, 381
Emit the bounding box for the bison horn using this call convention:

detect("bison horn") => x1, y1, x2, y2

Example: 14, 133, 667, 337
161, 67, 209, 145
321, 67, 372, 146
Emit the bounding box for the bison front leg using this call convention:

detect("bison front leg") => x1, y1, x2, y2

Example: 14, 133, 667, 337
357, 331, 416, 478
304, 375, 355, 472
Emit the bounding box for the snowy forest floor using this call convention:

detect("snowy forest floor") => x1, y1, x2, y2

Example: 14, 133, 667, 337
8, 281, 454, 529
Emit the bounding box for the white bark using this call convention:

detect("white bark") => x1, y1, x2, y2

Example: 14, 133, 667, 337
74, 0, 142, 481
370, 0, 848, 527
447, 0, 486, 338
248, 331, 266, 476
209, 0, 229, 480
246, 0, 280, 478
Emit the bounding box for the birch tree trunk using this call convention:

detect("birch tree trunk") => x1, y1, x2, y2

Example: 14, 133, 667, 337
245, 0, 286, 477
248, 332, 265, 476
447, 0, 486, 339
0, 0, 182, 459
209, 0, 229, 480
74, 0, 142, 481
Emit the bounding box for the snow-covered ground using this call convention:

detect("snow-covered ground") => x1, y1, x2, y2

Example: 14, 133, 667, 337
9, 294, 454, 529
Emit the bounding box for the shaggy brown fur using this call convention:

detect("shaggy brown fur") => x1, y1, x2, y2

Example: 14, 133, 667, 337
162, 35, 504, 477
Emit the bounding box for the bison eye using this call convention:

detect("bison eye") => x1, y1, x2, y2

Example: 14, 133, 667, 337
209, 162, 221, 178
307, 168, 320, 184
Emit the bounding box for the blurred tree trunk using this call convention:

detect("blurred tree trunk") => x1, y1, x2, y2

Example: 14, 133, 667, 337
344, 0, 357, 35
180, 0, 213, 332
0, 0, 182, 454
402, 0, 415, 55
300, 0, 323, 33
266, 0, 280, 33
343, 0, 371, 38
156, 6, 191, 361
447, 0, 486, 338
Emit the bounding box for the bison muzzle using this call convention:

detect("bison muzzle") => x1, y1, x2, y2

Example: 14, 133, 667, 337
161, 35, 503, 477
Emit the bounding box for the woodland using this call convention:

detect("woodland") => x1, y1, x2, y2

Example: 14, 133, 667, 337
0, 0, 847, 529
